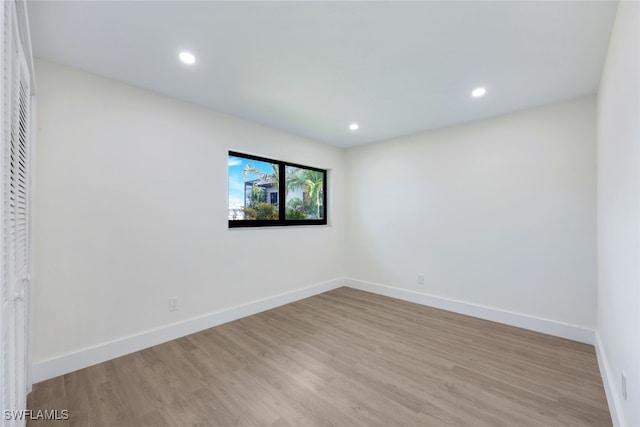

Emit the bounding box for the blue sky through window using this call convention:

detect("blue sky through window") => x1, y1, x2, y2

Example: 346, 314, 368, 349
228, 155, 275, 208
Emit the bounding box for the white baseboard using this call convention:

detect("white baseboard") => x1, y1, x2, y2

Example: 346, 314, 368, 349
33, 277, 597, 383
595, 332, 624, 427
344, 278, 595, 345
32, 278, 344, 383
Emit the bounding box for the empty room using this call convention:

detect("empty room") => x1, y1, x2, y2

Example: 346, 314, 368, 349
1, 0, 638, 426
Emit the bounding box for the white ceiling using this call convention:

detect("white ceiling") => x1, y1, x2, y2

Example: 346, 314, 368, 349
27, 1, 617, 148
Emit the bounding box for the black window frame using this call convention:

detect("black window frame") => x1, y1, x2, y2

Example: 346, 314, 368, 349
228, 151, 328, 228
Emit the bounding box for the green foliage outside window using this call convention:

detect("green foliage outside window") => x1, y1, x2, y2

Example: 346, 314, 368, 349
243, 202, 279, 220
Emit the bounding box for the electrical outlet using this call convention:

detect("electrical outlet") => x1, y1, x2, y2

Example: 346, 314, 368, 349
169, 297, 178, 312
621, 371, 627, 400
417, 274, 425, 285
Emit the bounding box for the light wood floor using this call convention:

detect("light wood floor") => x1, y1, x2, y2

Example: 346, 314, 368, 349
28, 287, 611, 426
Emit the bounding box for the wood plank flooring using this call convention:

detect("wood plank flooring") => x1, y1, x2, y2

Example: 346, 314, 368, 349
27, 287, 612, 426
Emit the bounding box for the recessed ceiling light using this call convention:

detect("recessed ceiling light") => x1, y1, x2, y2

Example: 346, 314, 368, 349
349, 123, 359, 131
179, 51, 196, 65
471, 87, 487, 98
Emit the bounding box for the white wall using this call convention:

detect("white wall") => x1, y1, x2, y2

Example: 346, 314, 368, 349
33, 59, 344, 374
596, 2, 640, 426
346, 96, 597, 330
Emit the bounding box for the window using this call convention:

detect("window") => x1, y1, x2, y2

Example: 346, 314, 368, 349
228, 151, 327, 227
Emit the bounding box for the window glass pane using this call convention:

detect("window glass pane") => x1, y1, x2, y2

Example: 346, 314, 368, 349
285, 166, 325, 220
228, 151, 327, 227
228, 155, 279, 221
